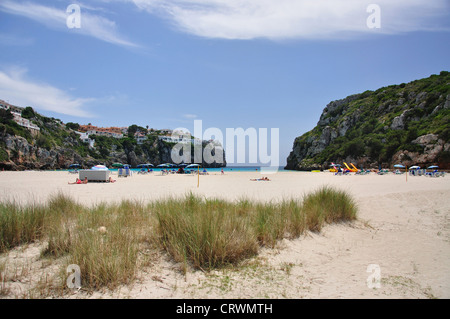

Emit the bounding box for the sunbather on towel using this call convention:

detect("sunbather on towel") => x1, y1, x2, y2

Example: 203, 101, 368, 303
68, 177, 88, 184
250, 177, 270, 181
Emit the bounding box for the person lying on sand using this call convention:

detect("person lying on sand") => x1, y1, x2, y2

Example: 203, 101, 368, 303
68, 177, 88, 184
250, 177, 270, 181
108, 177, 116, 183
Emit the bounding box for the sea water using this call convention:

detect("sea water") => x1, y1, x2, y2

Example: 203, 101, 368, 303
123, 166, 286, 173
63, 166, 288, 173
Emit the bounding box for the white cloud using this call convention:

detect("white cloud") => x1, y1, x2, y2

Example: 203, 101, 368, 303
0, 33, 35, 46
129, 0, 450, 40
0, 1, 138, 48
0, 67, 94, 117
183, 114, 198, 119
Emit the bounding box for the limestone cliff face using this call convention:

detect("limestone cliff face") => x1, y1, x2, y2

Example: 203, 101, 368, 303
1, 134, 80, 170
285, 72, 450, 170
392, 134, 449, 168
0, 133, 226, 170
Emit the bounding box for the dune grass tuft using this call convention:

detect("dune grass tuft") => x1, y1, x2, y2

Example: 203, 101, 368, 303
154, 194, 259, 271
302, 186, 358, 232
153, 187, 357, 271
0, 202, 47, 253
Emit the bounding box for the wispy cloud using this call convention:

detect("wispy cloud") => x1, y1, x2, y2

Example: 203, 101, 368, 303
0, 67, 94, 117
0, 33, 35, 46
129, 0, 450, 40
183, 114, 198, 119
0, 1, 138, 48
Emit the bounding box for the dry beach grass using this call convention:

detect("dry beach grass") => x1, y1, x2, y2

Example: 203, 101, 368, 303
1, 186, 356, 293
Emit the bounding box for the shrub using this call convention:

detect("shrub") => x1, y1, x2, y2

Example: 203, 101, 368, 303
36, 134, 53, 150
0, 147, 8, 162
0, 109, 13, 123
21, 107, 35, 119
65, 122, 80, 131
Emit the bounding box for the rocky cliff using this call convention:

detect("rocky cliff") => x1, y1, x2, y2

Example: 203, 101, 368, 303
0, 109, 226, 170
285, 71, 450, 170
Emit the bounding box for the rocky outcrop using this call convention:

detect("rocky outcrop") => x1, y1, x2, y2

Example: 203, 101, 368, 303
285, 71, 450, 170
0, 133, 226, 170
392, 134, 450, 167
317, 94, 360, 127
1, 134, 87, 170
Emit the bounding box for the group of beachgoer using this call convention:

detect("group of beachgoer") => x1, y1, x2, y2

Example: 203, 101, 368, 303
69, 170, 270, 184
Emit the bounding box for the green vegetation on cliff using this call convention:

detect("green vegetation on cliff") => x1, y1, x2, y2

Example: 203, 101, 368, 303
286, 71, 450, 170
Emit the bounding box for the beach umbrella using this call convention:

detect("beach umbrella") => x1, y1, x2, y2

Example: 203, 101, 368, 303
112, 163, 124, 168
69, 164, 81, 168
409, 166, 420, 169
427, 165, 439, 169
91, 165, 108, 170
137, 163, 154, 168
393, 164, 405, 168
186, 164, 201, 168
158, 163, 176, 168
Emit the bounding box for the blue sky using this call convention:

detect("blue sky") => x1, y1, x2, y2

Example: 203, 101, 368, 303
1, 0, 449, 166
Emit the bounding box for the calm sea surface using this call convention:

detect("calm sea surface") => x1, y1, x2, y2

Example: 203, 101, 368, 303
62, 166, 288, 173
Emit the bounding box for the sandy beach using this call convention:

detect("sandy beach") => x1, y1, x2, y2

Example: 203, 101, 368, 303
0, 170, 449, 299
1, 169, 448, 206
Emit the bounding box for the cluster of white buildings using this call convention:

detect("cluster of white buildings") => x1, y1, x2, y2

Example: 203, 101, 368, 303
77, 127, 207, 147
0, 100, 40, 135
158, 135, 203, 146
76, 125, 128, 148
84, 129, 123, 139
135, 132, 147, 145
74, 131, 96, 149
78, 125, 125, 139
